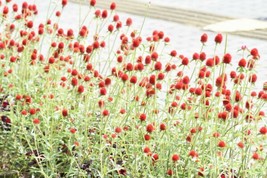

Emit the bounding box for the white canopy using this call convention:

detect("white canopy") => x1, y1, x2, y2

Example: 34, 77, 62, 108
203, 18, 267, 32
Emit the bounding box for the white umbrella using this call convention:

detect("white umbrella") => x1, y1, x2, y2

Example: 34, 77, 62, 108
203, 18, 267, 32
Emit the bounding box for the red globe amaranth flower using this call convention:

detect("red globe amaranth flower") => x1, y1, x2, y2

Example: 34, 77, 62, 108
143, 146, 151, 154
102, 109, 109, 116
249, 74, 257, 83
157, 73, 165, 80
144, 134, 151, 141
259, 126, 267, 134
77, 85, 84, 93
237, 141, 245, 149
200, 33, 208, 43
252, 152, 260, 160
115, 127, 122, 133
166, 169, 173, 176
29, 108, 36, 115
181, 57, 189, 65
158, 31, 164, 39
110, 2, 116, 10
152, 153, 159, 161
139, 113, 146, 121
238, 58, 246, 67
182, 76, 190, 84
108, 97, 113, 102
111, 133, 117, 138
121, 73, 128, 81
16, 94, 22, 100
56, 11, 61, 17
206, 58, 214, 67
154, 61, 162, 70
132, 37, 141, 48
113, 15, 119, 22
260, 93, 267, 101
67, 29, 74, 38
98, 81, 105, 88
116, 21, 122, 29
62, 109, 68, 117
151, 52, 159, 60
164, 37, 170, 43
100, 87, 107, 95
101, 10, 108, 19
170, 50, 177, 57
172, 154, 180, 162
159, 123, 166, 131
62, 0, 67, 6
108, 24, 114, 32
218, 141, 226, 148
190, 127, 197, 134
250, 48, 259, 58
33, 118, 40, 124
130, 76, 137, 84
13, 4, 18, 12
214, 33, 223, 44
223, 53, 232, 64
49, 57, 55, 64
213, 132, 220, 138
120, 108, 126, 114
70, 128, 77, 134
3, 6, 9, 15
90, 0, 96, 6
126, 18, 133, 26
21, 110, 28, 115
101, 41, 106, 48
188, 150, 198, 158
199, 52, 206, 61
71, 77, 78, 86
146, 124, 154, 133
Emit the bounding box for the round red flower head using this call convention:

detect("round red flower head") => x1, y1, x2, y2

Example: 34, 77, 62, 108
218, 140, 226, 148
78, 85, 84, 93
214, 33, 223, 44
33, 118, 40, 124
62, 109, 68, 117
200, 33, 208, 43
223, 53, 232, 64
152, 153, 159, 161
62, 0, 67, 7
259, 126, 267, 134
238, 58, 246, 67
167, 169, 173, 176
189, 150, 198, 158
70, 128, 77, 134
126, 18, 133, 26
252, 152, 260, 160
250, 48, 259, 58
110, 2, 116, 10
146, 124, 154, 133
172, 154, 180, 162
90, 0, 96, 6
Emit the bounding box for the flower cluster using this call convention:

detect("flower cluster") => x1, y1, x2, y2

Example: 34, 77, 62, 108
0, 0, 266, 177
